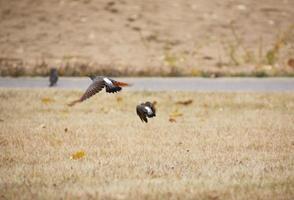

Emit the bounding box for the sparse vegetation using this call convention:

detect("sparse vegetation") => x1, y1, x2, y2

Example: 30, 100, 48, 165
0, 89, 294, 199
220, 24, 294, 70
1, 0, 293, 77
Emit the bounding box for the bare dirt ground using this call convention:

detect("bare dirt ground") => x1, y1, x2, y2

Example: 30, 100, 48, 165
0, 0, 293, 76
0, 89, 293, 199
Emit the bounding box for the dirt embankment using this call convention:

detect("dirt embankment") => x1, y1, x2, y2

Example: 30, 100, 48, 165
0, 0, 293, 76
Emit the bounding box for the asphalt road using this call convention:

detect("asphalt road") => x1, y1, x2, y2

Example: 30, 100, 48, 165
0, 77, 293, 92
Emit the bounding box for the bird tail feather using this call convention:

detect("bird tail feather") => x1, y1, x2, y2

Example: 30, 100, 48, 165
113, 81, 131, 87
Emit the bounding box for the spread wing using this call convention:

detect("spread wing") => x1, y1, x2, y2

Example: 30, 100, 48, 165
68, 79, 105, 106
136, 105, 148, 123
80, 79, 105, 101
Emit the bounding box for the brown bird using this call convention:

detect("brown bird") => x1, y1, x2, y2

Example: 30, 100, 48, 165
68, 76, 130, 106
136, 101, 156, 123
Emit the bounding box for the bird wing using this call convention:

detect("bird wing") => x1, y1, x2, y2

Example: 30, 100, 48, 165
136, 105, 148, 123
68, 78, 105, 106
79, 79, 105, 102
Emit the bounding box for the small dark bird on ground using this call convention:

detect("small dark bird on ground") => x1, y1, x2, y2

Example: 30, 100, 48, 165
68, 76, 131, 106
49, 68, 58, 87
136, 101, 156, 123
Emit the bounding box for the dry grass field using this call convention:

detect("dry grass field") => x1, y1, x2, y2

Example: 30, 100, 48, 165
0, 89, 294, 199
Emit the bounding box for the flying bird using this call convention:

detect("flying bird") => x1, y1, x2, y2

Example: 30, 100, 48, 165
49, 68, 58, 87
68, 76, 130, 106
136, 101, 156, 123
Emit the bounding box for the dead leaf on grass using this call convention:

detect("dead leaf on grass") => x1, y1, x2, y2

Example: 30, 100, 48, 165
169, 110, 183, 118
176, 99, 193, 106
169, 117, 177, 123
70, 151, 86, 160
41, 97, 55, 104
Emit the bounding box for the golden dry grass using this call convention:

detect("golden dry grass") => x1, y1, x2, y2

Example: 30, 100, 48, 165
0, 89, 294, 199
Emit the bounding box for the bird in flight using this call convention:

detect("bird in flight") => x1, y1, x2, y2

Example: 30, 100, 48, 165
68, 76, 130, 106
136, 101, 156, 123
49, 68, 58, 87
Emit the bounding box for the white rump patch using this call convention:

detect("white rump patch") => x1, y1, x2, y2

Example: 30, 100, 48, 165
103, 77, 113, 86
144, 106, 153, 115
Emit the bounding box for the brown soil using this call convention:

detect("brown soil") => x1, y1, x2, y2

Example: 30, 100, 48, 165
0, 0, 293, 76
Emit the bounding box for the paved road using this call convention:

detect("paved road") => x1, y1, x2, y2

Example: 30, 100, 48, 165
0, 77, 293, 92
